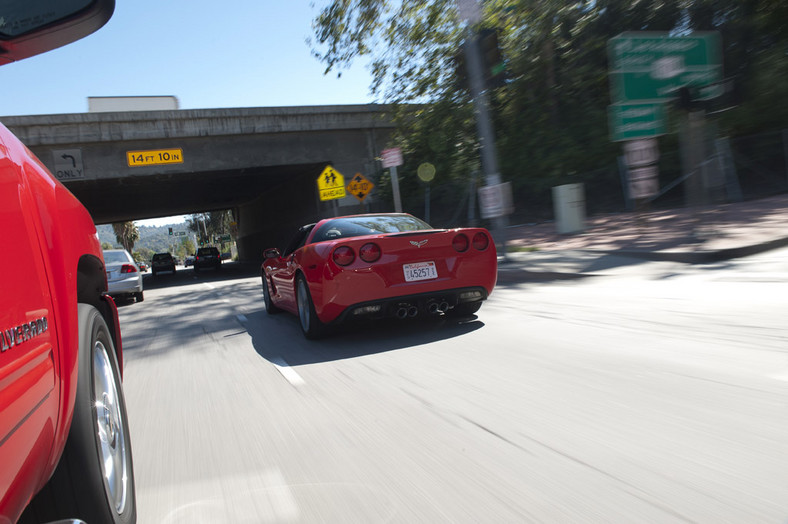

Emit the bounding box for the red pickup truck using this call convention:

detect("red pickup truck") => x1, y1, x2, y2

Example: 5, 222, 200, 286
1, 1, 137, 523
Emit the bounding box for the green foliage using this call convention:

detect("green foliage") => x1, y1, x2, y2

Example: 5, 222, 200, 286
132, 248, 154, 263
312, 0, 788, 220
112, 221, 139, 252
187, 210, 233, 245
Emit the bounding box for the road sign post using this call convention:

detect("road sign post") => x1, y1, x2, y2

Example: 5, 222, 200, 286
316, 166, 346, 201
608, 32, 722, 104
346, 173, 375, 202
381, 148, 403, 213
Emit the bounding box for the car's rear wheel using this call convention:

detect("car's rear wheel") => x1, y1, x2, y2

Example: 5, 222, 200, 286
296, 276, 324, 339
21, 304, 136, 523
262, 275, 281, 314
134, 292, 144, 302
448, 301, 483, 317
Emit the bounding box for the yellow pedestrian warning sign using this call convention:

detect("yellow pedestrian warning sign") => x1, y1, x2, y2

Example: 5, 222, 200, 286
317, 165, 346, 201
347, 173, 375, 202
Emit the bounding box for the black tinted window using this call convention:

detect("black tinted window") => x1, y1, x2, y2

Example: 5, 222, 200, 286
311, 215, 431, 243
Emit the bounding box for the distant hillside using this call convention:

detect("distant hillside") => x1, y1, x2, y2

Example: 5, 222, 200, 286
97, 223, 196, 253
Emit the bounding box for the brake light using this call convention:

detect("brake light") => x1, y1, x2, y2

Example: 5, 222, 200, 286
472, 232, 490, 251
359, 243, 381, 263
332, 246, 355, 266
121, 264, 137, 274
452, 234, 469, 252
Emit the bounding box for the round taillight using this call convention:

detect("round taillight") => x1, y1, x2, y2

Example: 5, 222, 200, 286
332, 246, 355, 266
359, 242, 381, 263
472, 232, 490, 251
452, 234, 469, 252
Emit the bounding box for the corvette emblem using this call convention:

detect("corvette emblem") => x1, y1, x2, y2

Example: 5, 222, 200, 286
410, 240, 428, 248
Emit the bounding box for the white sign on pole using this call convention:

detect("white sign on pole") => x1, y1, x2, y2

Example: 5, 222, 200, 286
623, 139, 659, 167
628, 165, 660, 199
478, 182, 514, 219
381, 148, 403, 168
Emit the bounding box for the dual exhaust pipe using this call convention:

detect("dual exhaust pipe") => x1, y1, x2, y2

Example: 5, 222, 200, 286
395, 300, 449, 319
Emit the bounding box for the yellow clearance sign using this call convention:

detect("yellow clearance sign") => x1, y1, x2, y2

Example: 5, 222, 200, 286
127, 148, 183, 167
347, 173, 375, 201
317, 166, 346, 201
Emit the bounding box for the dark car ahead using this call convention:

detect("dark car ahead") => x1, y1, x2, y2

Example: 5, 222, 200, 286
194, 247, 222, 272
151, 252, 176, 276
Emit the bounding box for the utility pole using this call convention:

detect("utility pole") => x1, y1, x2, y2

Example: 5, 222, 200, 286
457, 0, 508, 256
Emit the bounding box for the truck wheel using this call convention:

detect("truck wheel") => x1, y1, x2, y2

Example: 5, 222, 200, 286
23, 304, 136, 523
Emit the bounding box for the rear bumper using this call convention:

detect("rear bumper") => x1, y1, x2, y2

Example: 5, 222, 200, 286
107, 276, 142, 295
333, 286, 489, 324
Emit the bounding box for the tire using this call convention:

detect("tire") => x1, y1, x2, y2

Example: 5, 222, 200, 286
296, 275, 324, 339
448, 301, 483, 317
262, 275, 281, 314
134, 292, 144, 303
23, 304, 136, 523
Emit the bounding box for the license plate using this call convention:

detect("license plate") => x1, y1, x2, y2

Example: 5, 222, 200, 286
403, 261, 438, 282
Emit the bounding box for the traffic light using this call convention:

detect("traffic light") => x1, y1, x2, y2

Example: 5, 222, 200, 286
478, 28, 506, 89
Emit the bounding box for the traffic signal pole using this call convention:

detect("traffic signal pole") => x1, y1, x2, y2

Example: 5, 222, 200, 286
462, 25, 508, 256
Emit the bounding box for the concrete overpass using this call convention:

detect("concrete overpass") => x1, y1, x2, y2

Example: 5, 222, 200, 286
2, 105, 395, 260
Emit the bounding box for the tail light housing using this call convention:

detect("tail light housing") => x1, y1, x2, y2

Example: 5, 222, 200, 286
359, 243, 381, 263
121, 264, 137, 274
452, 233, 469, 252
472, 232, 490, 251
332, 246, 355, 266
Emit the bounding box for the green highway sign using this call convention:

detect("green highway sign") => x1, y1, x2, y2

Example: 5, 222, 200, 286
609, 32, 722, 103
608, 102, 667, 142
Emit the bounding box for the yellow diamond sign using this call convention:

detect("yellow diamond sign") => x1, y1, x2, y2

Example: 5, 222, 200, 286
317, 165, 346, 201
347, 173, 375, 202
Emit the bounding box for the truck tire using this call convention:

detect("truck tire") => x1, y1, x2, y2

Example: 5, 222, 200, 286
21, 304, 136, 523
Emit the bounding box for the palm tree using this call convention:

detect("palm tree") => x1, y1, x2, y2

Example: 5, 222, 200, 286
112, 221, 140, 252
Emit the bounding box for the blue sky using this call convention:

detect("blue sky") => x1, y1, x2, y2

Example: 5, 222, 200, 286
0, 0, 376, 225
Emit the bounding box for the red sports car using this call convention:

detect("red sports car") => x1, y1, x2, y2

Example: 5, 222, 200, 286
261, 213, 498, 338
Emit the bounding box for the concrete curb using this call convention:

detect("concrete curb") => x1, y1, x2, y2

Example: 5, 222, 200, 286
604, 235, 788, 264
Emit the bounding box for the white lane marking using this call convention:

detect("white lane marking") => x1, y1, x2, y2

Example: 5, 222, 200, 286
271, 356, 305, 386
202, 282, 216, 290
236, 314, 248, 324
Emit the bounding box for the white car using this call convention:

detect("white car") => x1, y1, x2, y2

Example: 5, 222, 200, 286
103, 249, 144, 302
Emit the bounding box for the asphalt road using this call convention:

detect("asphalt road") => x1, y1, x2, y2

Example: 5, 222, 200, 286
119, 252, 788, 523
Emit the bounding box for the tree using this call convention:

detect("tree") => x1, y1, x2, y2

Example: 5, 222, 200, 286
312, 0, 788, 220
112, 221, 139, 253
187, 210, 233, 245
132, 247, 154, 263
175, 238, 196, 260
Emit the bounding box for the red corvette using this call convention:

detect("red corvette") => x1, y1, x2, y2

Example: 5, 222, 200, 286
261, 213, 498, 338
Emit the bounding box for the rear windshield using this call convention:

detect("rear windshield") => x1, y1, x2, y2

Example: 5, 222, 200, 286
311, 215, 432, 243
103, 251, 130, 264
197, 248, 219, 256
152, 253, 172, 261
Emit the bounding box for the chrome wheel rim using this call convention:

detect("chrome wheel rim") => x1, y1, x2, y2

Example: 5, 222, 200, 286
297, 280, 310, 332
93, 341, 128, 514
